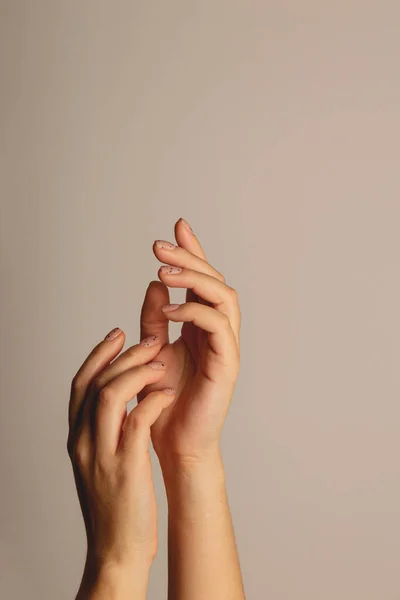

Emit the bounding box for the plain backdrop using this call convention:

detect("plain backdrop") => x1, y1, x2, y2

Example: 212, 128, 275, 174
1, 2, 400, 599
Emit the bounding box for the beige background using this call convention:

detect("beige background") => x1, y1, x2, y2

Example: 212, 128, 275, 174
1, 2, 400, 599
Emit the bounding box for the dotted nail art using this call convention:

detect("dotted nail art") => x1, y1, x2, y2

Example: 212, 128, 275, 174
140, 335, 159, 347
104, 327, 122, 341
148, 360, 166, 369
155, 240, 177, 250
161, 266, 182, 274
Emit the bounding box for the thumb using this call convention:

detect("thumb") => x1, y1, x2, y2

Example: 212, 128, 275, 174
140, 280, 170, 346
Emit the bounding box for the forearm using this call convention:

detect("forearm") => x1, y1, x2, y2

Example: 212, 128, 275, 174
163, 450, 245, 600
75, 558, 151, 600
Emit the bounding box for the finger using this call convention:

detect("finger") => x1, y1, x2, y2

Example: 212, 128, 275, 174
174, 217, 207, 261
174, 217, 207, 307
158, 266, 240, 345
161, 302, 238, 363
69, 327, 125, 432
91, 336, 162, 392
140, 280, 170, 346
153, 240, 225, 282
119, 388, 176, 455
94, 361, 167, 460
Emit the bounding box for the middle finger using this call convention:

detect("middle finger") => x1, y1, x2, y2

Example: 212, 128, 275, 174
153, 240, 225, 283
157, 265, 240, 343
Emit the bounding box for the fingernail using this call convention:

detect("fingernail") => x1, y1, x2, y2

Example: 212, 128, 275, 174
155, 240, 177, 250
180, 218, 194, 234
104, 327, 122, 341
161, 303, 181, 312
164, 387, 176, 395
140, 335, 159, 347
160, 265, 182, 275
147, 360, 166, 369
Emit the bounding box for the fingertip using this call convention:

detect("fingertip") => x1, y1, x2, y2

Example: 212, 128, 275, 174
139, 334, 161, 348
162, 388, 176, 408
145, 279, 161, 293
177, 217, 194, 235
164, 387, 176, 395
174, 218, 206, 260
161, 303, 181, 313
147, 360, 166, 370
154, 239, 178, 251
103, 327, 124, 341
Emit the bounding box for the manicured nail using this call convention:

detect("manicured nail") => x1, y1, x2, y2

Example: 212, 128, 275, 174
147, 360, 166, 369
180, 218, 194, 234
164, 387, 176, 395
160, 265, 182, 275
104, 327, 122, 341
155, 240, 177, 250
140, 335, 159, 347
161, 303, 181, 312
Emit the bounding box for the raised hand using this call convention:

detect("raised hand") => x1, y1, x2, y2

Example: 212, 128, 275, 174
138, 217, 241, 468
138, 218, 245, 600
67, 328, 176, 599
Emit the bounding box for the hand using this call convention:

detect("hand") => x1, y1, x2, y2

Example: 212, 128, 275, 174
67, 327, 176, 597
138, 218, 241, 469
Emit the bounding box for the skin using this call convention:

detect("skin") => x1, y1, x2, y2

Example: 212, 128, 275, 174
139, 218, 245, 599
68, 332, 176, 599
68, 217, 245, 599
138, 218, 241, 466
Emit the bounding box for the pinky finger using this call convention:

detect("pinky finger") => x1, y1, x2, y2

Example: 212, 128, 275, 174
119, 388, 176, 455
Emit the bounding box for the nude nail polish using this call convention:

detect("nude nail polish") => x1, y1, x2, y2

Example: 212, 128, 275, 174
180, 218, 194, 234
140, 335, 159, 347
155, 240, 177, 250
161, 303, 181, 312
160, 265, 182, 275
104, 327, 122, 341
147, 360, 166, 369
164, 387, 176, 395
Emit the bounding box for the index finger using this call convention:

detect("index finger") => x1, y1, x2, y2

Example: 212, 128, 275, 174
94, 361, 167, 461
174, 217, 207, 306
174, 217, 207, 260
69, 327, 125, 432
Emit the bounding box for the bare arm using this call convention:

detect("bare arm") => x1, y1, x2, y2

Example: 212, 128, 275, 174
75, 561, 150, 600
164, 452, 245, 600
138, 217, 246, 600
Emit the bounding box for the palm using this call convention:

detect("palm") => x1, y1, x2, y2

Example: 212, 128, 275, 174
139, 319, 230, 459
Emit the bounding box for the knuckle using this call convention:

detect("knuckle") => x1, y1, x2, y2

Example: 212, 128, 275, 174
227, 286, 239, 301
91, 375, 104, 394
123, 345, 137, 359
216, 270, 226, 283
71, 373, 85, 393
93, 454, 111, 481
232, 351, 241, 372
129, 412, 146, 431
97, 387, 114, 408
219, 312, 231, 327
66, 435, 74, 459
74, 440, 89, 469
141, 316, 165, 335
185, 302, 197, 313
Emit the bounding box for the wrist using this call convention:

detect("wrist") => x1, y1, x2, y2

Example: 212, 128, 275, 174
77, 555, 151, 600
160, 448, 228, 519
160, 446, 224, 486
